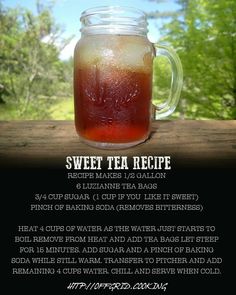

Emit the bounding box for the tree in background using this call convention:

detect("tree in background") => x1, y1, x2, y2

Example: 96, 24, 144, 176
0, 0, 73, 118
149, 0, 236, 119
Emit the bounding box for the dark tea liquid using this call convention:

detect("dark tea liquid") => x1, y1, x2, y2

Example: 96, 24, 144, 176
74, 65, 152, 143
74, 34, 155, 146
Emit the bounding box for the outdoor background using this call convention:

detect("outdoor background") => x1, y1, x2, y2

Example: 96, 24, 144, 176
0, 0, 235, 120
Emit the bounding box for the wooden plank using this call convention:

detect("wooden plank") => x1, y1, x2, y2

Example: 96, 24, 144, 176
0, 120, 235, 167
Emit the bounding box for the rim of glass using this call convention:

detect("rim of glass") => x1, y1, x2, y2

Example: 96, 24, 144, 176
80, 6, 147, 20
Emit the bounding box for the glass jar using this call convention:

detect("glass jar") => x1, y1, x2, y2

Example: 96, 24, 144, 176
74, 6, 183, 149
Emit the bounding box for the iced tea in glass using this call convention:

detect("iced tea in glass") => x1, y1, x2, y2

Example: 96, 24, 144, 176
74, 6, 183, 149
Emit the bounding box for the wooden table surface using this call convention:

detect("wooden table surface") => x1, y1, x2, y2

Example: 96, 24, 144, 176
0, 120, 235, 167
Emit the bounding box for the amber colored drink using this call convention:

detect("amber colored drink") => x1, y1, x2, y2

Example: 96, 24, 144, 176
74, 66, 152, 143
74, 35, 155, 146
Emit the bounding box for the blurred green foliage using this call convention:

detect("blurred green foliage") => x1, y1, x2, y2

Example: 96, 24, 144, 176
151, 0, 236, 119
0, 0, 73, 119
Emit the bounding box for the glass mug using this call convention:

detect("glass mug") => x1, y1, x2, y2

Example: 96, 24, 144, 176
74, 6, 183, 149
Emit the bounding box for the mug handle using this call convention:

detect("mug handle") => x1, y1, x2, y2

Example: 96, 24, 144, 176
152, 44, 183, 119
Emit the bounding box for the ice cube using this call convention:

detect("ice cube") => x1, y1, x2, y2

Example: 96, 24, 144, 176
116, 36, 154, 71
76, 36, 103, 67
